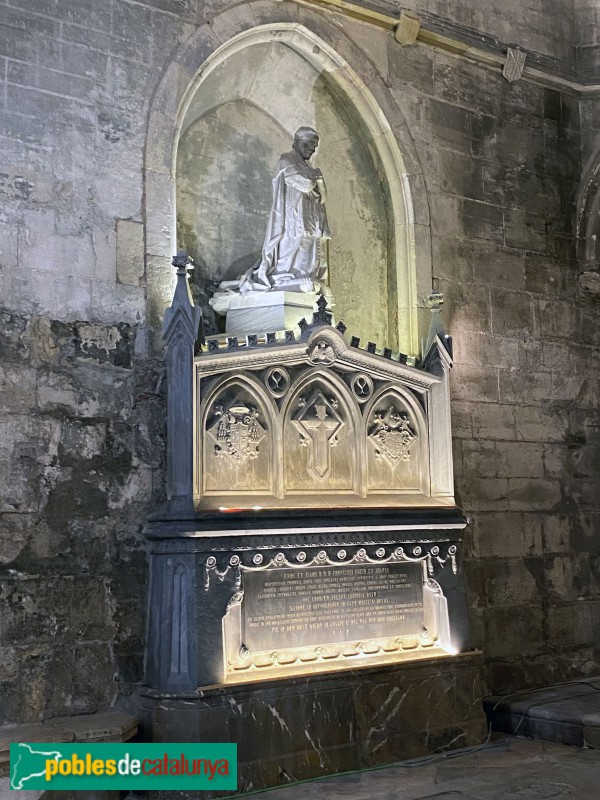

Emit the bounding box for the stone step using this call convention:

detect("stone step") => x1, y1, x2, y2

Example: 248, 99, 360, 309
484, 679, 600, 748
0, 711, 137, 778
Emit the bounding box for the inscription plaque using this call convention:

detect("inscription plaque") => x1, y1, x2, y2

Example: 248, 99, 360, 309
242, 562, 424, 652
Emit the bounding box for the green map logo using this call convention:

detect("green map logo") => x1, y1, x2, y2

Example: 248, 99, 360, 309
10, 742, 237, 790
11, 743, 62, 790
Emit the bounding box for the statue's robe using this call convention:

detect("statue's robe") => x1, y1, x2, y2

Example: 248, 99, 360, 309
242, 149, 331, 292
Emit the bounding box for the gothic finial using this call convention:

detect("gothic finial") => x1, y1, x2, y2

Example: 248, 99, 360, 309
172, 250, 193, 274
424, 290, 444, 312
423, 290, 451, 358
162, 250, 202, 513
312, 294, 333, 325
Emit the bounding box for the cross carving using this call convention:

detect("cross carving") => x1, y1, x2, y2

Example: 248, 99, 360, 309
293, 391, 343, 479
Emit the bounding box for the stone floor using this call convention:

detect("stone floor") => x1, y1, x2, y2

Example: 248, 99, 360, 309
2, 736, 598, 799
245, 736, 600, 800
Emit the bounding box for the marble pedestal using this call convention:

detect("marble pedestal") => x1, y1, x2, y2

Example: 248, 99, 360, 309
224, 291, 320, 335
140, 651, 486, 799
141, 507, 486, 796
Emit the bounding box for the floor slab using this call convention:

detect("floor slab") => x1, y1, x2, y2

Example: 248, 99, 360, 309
243, 736, 600, 800
484, 678, 600, 746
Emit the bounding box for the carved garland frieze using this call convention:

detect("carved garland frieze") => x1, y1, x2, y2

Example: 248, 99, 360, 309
203, 543, 458, 590
153, 534, 462, 555
227, 630, 440, 674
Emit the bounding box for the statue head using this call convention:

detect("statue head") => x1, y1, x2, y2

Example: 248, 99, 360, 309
293, 126, 320, 160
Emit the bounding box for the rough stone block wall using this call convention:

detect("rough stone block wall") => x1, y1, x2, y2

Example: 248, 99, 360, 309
0, 310, 164, 721
575, 0, 600, 83
354, 19, 599, 693
406, 0, 576, 62
0, 0, 191, 723
0, 0, 598, 724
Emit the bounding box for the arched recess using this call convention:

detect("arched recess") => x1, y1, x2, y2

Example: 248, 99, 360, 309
576, 149, 600, 297
145, 9, 432, 355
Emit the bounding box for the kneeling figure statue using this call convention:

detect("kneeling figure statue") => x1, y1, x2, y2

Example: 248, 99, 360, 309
210, 126, 332, 320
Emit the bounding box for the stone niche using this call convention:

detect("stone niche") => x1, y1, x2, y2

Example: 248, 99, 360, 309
176, 35, 398, 349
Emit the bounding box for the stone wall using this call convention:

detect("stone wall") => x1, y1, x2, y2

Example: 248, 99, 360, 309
575, 0, 600, 83
351, 8, 599, 692
0, 0, 186, 722
406, 0, 576, 63
0, 0, 598, 724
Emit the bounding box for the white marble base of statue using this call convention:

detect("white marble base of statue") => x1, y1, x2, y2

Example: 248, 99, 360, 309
210, 127, 332, 320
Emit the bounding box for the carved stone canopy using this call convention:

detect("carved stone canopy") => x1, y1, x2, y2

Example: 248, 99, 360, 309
194, 325, 454, 510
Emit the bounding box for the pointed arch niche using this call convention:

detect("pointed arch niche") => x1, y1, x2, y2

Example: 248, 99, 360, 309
146, 19, 432, 356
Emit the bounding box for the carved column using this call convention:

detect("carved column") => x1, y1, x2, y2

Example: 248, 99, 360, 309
162, 252, 202, 513
422, 292, 454, 501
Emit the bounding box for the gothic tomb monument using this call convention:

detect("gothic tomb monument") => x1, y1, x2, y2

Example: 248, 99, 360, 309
143, 100, 484, 795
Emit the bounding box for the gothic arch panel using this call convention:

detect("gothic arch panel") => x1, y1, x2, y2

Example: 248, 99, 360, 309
199, 373, 277, 500
364, 386, 430, 496
282, 371, 360, 495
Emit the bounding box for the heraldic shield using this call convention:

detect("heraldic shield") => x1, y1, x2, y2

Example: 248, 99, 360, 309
202, 382, 273, 496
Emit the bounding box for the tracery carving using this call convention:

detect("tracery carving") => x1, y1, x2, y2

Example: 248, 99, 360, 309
350, 373, 374, 402
264, 366, 290, 397
308, 338, 336, 365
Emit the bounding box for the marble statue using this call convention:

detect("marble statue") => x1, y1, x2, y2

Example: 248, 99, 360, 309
210, 127, 332, 317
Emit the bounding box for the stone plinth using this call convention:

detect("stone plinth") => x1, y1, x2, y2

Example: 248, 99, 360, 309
223, 291, 319, 335
140, 652, 486, 799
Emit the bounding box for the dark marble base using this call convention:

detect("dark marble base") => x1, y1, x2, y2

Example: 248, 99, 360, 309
140, 651, 487, 798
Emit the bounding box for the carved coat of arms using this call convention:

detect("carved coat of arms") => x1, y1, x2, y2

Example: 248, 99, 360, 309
208, 403, 266, 465
368, 405, 416, 468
